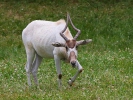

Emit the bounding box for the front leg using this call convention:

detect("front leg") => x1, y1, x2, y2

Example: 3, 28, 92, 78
54, 55, 62, 89
68, 60, 83, 86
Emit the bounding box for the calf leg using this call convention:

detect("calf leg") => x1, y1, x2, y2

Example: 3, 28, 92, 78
32, 53, 42, 86
68, 60, 83, 86
54, 55, 62, 89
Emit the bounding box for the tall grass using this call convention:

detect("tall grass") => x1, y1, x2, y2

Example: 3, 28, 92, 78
0, 0, 133, 100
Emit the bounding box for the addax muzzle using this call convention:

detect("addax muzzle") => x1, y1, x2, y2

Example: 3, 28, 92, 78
69, 51, 77, 67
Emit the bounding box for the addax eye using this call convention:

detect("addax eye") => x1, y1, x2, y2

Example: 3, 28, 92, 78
76, 46, 78, 49
65, 47, 68, 51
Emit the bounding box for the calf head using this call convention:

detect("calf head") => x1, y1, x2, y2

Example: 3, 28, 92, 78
52, 14, 92, 67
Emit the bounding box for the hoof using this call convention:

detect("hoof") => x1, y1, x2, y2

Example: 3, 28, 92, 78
68, 78, 73, 86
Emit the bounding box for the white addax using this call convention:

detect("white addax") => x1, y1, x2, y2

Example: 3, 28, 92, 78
22, 14, 92, 88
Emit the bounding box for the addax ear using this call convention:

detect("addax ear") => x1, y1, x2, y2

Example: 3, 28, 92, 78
52, 42, 66, 47
77, 39, 92, 46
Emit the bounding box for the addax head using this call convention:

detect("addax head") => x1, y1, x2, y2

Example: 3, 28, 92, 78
52, 13, 92, 67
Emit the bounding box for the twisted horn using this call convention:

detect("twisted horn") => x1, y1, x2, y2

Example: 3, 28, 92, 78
60, 14, 69, 41
68, 14, 81, 40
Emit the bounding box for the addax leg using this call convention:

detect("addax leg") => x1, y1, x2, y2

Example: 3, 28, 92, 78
32, 53, 42, 86
25, 48, 35, 86
68, 61, 83, 86
54, 55, 62, 89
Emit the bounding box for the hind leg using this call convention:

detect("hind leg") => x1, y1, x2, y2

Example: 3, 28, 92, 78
25, 47, 35, 86
32, 53, 43, 86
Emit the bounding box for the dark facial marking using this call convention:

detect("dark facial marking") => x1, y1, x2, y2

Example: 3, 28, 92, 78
70, 51, 76, 59
69, 51, 76, 66
66, 40, 76, 48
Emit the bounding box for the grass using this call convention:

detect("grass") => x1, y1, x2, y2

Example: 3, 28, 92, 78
0, 0, 133, 100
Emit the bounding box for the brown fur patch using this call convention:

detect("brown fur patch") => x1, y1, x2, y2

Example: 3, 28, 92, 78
66, 40, 76, 48
64, 29, 73, 40
79, 69, 83, 73
58, 74, 62, 79
56, 19, 65, 25
69, 51, 76, 62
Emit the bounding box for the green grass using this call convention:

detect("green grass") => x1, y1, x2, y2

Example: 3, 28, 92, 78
0, 0, 133, 100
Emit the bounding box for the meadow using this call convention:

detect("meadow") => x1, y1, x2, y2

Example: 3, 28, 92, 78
0, 0, 133, 100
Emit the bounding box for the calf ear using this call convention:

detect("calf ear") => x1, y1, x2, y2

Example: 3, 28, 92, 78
77, 39, 92, 46
52, 42, 66, 47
